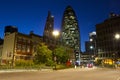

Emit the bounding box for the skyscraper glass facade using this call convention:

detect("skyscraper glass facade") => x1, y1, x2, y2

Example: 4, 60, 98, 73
61, 6, 81, 62
43, 11, 55, 50
61, 6, 80, 51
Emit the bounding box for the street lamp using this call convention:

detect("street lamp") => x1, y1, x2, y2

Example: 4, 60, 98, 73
53, 30, 59, 39
52, 30, 59, 37
90, 46, 93, 49
115, 33, 120, 40
89, 46, 93, 61
52, 30, 60, 45
52, 30, 59, 70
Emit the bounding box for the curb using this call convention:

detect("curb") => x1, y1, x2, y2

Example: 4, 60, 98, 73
0, 69, 53, 73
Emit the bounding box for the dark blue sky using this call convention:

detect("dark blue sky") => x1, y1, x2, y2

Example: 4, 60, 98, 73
0, 0, 120, 52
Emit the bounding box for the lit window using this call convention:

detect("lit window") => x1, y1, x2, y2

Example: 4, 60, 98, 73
27, 46, 30, 52
90, 39, 93, 42
70, 16, 75, 19
90, 46, 93, 49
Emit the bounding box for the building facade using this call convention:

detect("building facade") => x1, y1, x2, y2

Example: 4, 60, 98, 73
61, 6, 81, 61
43, 11, 56, 50
1, 32, 42, 65
4, 25, 18, 36
0, 38, 3, 63
96, 13, 120, 62
85, 31, 96, 55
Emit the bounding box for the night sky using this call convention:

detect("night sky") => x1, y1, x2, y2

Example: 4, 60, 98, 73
0, 0, 120, 52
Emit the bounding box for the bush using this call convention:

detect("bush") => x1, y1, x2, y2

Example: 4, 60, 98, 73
45, 59, 54, 66
15, 60, 34, 67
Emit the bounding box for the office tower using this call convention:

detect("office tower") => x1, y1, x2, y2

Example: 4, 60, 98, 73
61, 6, 80, 61
96, 13, 120, 62
43, 11, 55, 49
85, 31, 96, 55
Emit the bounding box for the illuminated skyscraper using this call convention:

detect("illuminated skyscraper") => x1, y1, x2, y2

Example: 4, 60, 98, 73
61, 6, 81, 61
43, 11, 54, 49
85, 31, 96, 55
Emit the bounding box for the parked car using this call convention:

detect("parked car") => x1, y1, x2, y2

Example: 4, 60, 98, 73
87, 62, 93, 68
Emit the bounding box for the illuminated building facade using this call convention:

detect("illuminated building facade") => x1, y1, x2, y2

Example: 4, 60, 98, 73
85, 31, 96, 55
1, 32, 42, 65
96, 13, 120, 60
43, 11, 55, 50
61, 6, 80, 61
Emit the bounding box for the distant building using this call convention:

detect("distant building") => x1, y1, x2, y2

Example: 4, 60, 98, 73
80, 52, 91, 63
96, 13, 120, 60
43, 11, 55, 50
85, 31, 96, 55
1, 32, 42, 65
61, 6, 80, 61
83, 31, 96, 63
4, 25, 18, 36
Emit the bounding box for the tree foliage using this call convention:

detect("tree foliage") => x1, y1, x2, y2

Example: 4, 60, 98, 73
54, 46, 70, 64
33, 43, 53, 65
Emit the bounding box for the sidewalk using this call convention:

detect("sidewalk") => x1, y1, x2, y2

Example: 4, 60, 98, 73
0, 67, 97, 73
58, 66, 97, 72
0, 69, 37, 73
1, 66, 119, 73
0, 68, 53, 73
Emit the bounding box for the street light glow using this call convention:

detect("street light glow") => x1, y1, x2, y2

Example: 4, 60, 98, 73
115, 34, 120, 39
90, 39, 93, 42
52, 30, 59, 37
90, 46, 93, 49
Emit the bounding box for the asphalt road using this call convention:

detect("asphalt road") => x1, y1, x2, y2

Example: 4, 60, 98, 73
0, 68, 120, 80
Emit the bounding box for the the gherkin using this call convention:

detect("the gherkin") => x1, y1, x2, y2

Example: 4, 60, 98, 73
61, 6, 81, 52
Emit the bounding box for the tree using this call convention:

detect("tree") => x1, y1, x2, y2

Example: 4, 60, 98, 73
54, 46, 70, 64
33, 43, 53, 65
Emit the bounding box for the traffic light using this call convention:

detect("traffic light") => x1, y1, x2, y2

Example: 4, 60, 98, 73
74, 50, 79, 60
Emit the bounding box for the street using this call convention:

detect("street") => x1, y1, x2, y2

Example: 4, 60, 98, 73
0, 68, 120, 80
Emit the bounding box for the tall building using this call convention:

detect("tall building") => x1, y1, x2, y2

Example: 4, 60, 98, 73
85, 31, 96, 55
43, 11, 55, 50
4, 25, 18, 36
96, 13, 120, 62
61, 6, 80, 61
84, 31, 96, 62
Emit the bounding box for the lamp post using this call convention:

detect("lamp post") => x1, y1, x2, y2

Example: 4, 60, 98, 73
52, 30, 59, 70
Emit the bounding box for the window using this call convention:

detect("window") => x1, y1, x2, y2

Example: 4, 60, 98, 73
22, 45, 26, 52
27, 46, 30, 52
17, 37, 22, 42
17, 44, 21, 51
